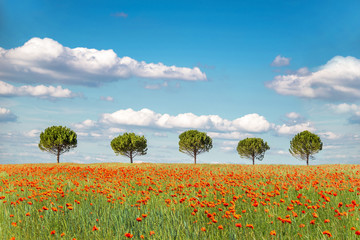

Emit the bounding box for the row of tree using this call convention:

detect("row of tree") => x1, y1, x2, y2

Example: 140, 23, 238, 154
39, 126, 323, 165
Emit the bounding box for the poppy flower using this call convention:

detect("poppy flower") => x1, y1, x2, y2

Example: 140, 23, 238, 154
322, 231, 332, 237
246, 224, 254, 229
124, 233, 133, 238
50, 230, 55, 235
92, 225, 99, 231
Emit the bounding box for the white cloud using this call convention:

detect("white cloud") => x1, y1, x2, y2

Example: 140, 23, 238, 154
220, 140, 238, 152
0, 38, 207, 86
323, 145, 340, 150
286, 112, 301, 119
0, 107, 17, 122
77, 132, 89, 137
153, 132, 168, 137
328, 103, 360, 115
274, 122, 316, 135
100, 96, 114, 102
220, 146, 235, 152
276, 150, 288, 155
271, 55, 290, 67
318, 131, 341, 140
73, 119, 97, 129
24, 129, 41, 138
267, 56, 360, 100
90, 132, 102, 137
144, 81, 169, 90
0, 80, 75, 99
100, 108, 271, 133
328, 103, 360, 124
108, 128, 126, 134
208, 132, 253, 140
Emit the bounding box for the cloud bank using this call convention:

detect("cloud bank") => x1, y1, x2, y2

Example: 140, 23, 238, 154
99, 108, 272, 133
0, 80, 75, 99
0, 38, 207, 86
267, 56, 360, 100
73, 108, 332, 141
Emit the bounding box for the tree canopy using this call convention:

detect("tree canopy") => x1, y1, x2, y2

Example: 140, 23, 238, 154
236, 138, 270, 165
38, 126, 77, 163
110, 132, 147, 163
178, 130, 213, 164
289, 130, 323, 166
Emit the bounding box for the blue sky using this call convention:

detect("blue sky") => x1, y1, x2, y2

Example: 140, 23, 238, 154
1, 0, 360, 165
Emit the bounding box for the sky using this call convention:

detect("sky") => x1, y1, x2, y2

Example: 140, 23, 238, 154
1, 0, 360, 165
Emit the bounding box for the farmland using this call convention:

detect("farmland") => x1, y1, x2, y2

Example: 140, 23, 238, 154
1, 163, 360, 239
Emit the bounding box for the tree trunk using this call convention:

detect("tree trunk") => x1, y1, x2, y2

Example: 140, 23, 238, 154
252, 155, 255, 165
57, 147, 60, 164
306, 154, 309, 166
194, 151, 197, 164
130, 151, 133, 164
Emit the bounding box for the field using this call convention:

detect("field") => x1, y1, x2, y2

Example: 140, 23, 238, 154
1, 163, 360, 239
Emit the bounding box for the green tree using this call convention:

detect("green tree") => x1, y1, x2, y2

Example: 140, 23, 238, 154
110, 132, 147, 163
38, 126, 77, 164
289, 130, 323, 166
237, 138, 270, 165
178, 130, 213, 164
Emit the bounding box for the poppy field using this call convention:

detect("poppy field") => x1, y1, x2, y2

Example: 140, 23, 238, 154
1, 163, 360, 239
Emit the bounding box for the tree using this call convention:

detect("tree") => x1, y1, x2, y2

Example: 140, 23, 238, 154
38, 126, 77, 163
110, 132, 147, 163
178, 130, 213, 164
237, 138, 270, 165
289, 130, 323, 166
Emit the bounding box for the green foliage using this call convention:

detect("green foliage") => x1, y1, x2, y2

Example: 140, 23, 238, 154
236, 138, 270, 165
38, 126, 77, 163
178, 130, 213, 164
289, 130, 323, 165
110, 132, 147, 163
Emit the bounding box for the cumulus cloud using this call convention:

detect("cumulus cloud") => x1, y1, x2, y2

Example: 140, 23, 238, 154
274, 122, 316, 135
271, 55, 290, 67
0, 80, 75, 99
100, 108, 271, 133
0, 38, 207, 86
267, 56, 360, 100
0, 107, 17, 122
